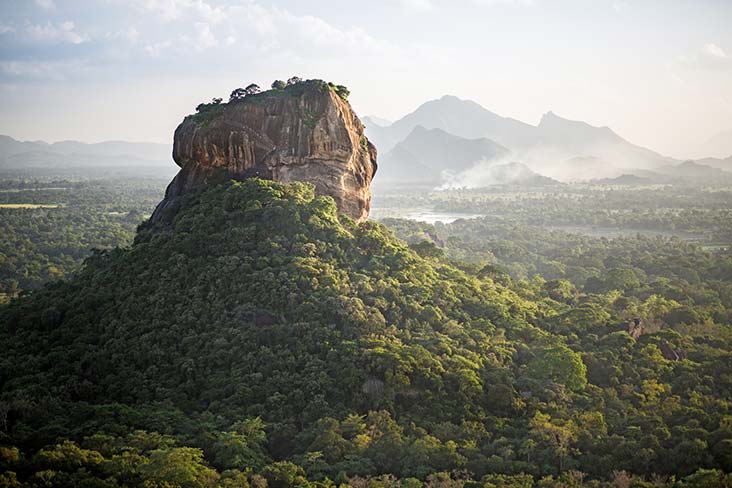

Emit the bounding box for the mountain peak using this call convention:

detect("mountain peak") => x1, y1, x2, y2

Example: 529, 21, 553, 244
431, 94, 489, 112
538, 111, 621, 140
539, 110, 576, 126
538, 111, 616, 133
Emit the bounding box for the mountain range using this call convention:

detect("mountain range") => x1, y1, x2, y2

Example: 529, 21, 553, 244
2, 95, 730, 186
695, 154, 732, 173
0, 134, 175, 175
365, 95, 731, 186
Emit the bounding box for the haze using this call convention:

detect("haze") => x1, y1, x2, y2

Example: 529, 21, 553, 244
0, 0, 731, 159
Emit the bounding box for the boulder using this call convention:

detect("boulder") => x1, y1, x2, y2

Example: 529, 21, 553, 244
151, 80, 377, 223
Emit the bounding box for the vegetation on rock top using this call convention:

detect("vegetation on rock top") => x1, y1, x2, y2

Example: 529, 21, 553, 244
187, 78, 351, 126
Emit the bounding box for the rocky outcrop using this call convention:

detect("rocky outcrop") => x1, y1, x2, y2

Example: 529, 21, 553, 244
628, 318, 643, 339
151, 80, 377, 223
659, 339, 687, 362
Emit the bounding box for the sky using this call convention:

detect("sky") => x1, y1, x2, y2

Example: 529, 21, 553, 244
0, 0, 730, 158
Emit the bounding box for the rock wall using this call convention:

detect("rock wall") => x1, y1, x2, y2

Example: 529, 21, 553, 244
151, 82, 377, 223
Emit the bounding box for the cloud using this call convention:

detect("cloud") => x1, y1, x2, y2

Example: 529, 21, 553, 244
279, 13, 388, 54
134, 0, 225, 23
400, 0, 435, 12
3, 0, 401, 83
109, 27, 140, 43
25, 21, 87, 44
34, 0, 55, 10
137, 0, 179, 20
193, 22, 216, 50
406, 0, 537, 6
0, 22, 15, 34
144, 40, 173, 57
135, 1, 392, 58
0, 60, 82, 80
612, 0, 629, 12
703, 43, 727, 60
469, 0, 537, 5
677, 43, 731, 71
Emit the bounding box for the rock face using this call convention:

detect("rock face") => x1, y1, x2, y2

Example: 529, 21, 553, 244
151, 81, 377, 223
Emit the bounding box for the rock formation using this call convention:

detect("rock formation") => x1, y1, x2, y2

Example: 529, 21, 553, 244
659, 339, 687, 362
151, 80, 377, 223
627, 318, 643, 339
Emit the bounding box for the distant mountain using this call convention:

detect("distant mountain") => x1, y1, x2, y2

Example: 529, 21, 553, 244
657, 161, 732, 184
364, 96, 676, 181
591, 174, 654, 185
375, 126, 509, 186
367, 95, 535, 153
0, 134, 174, 173
0, 135, 49, 157
695, 154, 732, 173
610, 161, 732, 186
533, 112, 672, 170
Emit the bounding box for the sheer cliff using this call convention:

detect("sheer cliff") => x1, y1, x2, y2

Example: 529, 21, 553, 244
151, 80, 377, 223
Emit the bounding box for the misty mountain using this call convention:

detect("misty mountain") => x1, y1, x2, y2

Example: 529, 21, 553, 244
367, 95, 536, 153
365, 96, 676, 180
0, 135, 49, 157
374, 126, 509, 186
656, 161, 732, 184
533, 112, 672, 170
591, 174, 654, 186
695, 154, 732, 173
605, 161, 732, 186
0, 134, 174, 172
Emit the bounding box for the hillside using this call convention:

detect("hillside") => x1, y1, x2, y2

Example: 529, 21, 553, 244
1, 178, 731, 487
0, 179, 550, 483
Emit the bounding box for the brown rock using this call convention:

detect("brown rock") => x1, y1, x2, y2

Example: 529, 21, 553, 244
151, 80, 377, 223
628, 318, 643, 339
659, 339, 687, 361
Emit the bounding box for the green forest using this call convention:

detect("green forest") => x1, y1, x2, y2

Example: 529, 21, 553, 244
0, 177, 165, 301
1, 178, 731, 487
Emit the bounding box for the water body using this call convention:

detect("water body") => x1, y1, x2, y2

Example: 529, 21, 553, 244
403, 211, 485, 225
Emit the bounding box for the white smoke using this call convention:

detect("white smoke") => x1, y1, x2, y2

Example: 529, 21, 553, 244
437, 143, 659, 189
438, 157, 529, 189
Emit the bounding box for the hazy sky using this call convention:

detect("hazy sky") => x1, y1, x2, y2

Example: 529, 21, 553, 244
0, 0, 730, 158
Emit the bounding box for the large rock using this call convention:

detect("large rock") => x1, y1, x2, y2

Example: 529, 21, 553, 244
151, 80, 377, 223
